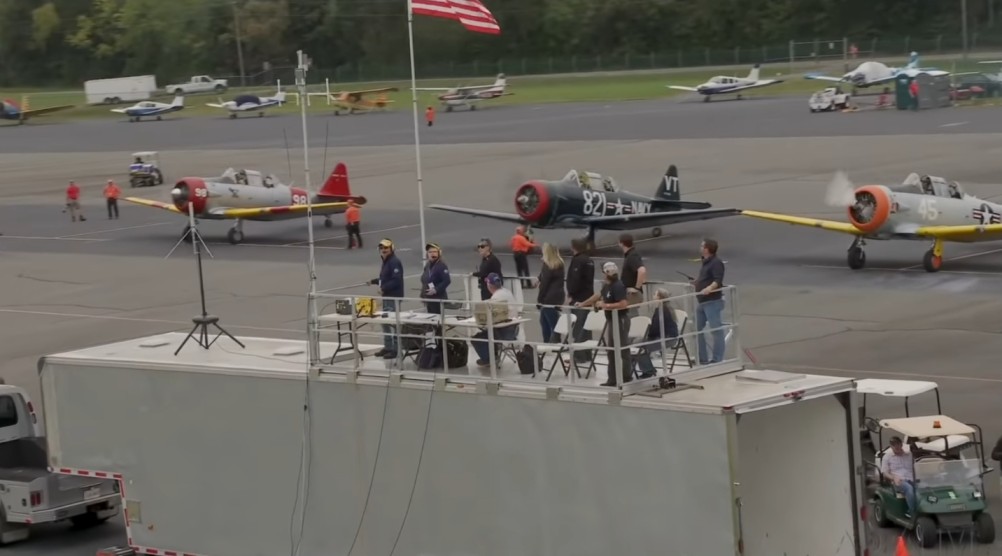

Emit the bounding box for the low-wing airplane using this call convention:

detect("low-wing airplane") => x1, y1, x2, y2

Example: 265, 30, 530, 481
667, 64, 783, 102
330, 87, 397, 115
111, 96, 185, 122
0, 97, 75, 125
804, 51, 948, 88
414, 73, 511, 111
123, 162, 367, 244
429, 165, 739, 248
206, 89, 286, 118
741, 171, 1002, 272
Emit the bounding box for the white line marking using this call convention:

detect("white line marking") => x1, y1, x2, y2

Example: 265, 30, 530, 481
56, 222, 171, 238
801, 264, 1002, 277
770, 363, 1002, 385
0, 235, 110, 242
939, 121, 969, 128
0, 308, 300, 333
282, 224, 420, 247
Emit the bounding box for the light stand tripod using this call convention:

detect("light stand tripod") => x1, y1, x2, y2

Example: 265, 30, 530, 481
170, 202, 245, 356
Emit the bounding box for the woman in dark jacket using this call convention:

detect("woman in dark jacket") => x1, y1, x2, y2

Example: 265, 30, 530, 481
535, 242, 566, 342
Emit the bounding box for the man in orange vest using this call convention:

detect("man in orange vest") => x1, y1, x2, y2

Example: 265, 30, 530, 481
344, 199, 362, 249
510, 225, 537, 288
103, 179, 121, 219
425, 105, 435, 127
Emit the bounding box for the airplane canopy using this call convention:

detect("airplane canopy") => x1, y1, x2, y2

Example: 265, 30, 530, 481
563, 169, 619, 192
891, 173, 964, 199
217, 167, 281, 188
234, 94, 261, 105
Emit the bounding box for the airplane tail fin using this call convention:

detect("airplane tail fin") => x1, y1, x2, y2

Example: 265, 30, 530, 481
319, 162, 368, 204
654, 165, 680, 201
172, 95, 184, 107
274, 91, 287, 104
494, 73, 507, 88
747, 64, 761, 82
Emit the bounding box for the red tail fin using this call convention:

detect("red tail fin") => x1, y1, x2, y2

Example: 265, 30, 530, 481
319, 162, 367, 204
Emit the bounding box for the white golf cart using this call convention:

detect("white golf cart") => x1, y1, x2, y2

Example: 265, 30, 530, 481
858, 378, 942, 453
809, 86, 852, 112
129, 151, 164, 188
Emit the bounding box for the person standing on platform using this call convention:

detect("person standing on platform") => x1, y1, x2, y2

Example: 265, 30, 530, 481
577, 261, 631, 387
510, 225, 537, 289
535, 243, 566, 342
619, 233, 647, 316
472, 238, 503, 300
565, 237, 595, 363
420, 242, 451, 314
65, 181, 85, 222
370, 238, 404, 359
103, 180, 120, 220
692, 238, 726, 364
344, 200, 362, 249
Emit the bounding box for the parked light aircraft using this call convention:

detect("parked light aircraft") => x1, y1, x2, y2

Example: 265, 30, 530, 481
429, 165, 738, 248
667, 65, 783, 101
0, 97, 75, 125
414, 73, 511, 111
804, 51, 948, 88
206, 89, 286, 118
111, 96, 185, 122
330, 87, 397, 115
123, 162, 366, 244
741, 171, 1002, 272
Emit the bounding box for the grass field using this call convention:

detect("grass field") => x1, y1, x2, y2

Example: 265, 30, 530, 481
2, 59, 999, 124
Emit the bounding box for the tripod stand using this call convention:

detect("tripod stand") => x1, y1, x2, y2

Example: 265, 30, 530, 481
169, 202, 245, 356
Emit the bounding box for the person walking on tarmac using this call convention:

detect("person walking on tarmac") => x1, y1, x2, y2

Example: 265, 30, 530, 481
420, 242, 451, 315
65, 181, 86, 222
344, 200, 362, 249
425, 105, 436, 127
510, 225, 537, 289
472, 238, 503, 300
103, 180, 121, 220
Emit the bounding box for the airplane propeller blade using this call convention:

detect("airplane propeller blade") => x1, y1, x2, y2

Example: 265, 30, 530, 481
824, 170, 857, 207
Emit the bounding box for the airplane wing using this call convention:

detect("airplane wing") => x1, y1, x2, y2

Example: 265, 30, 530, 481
334, 87, 399, 95
427, 204, 526, 224
123, 197, 183, 213
110, 108, 131, 113
913, 223, 1002, 239
209, 202, 349, 219
804, 74, 847, 83
740, 210, 863, 235
666, 86, 700, 92
22, 105, 74, 117
205, 102, 228, 108
413, 87, 456, 92
581, 208, 740, 230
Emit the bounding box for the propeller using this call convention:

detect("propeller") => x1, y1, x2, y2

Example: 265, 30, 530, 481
824, 170, 857, 208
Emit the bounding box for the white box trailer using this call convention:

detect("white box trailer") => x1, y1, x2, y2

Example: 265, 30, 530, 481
83, 76, 157, 105
38, 332, 867, 556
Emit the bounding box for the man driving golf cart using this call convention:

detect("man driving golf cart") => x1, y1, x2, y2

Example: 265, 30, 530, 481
881, 436, 918, 517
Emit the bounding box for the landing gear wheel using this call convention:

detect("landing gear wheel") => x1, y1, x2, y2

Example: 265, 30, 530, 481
922, 249, 942, 272
651, 227, 662, 238
227, 228, 244, 245
230, 113, 237, 119
470, 105, 476, 111
847, 247, 866, 270
324, 217, 333, 229
703, 96, 710, 103
258, 112, 264, 117
446, 106, 453, 112
156, 116, 162, 121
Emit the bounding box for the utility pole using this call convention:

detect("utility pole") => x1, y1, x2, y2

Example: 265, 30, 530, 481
962, 0, 969, 59
232, 1, 247, 87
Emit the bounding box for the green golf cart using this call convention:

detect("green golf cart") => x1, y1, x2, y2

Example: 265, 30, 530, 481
867, 415, 995, 548
857, 378, 942, 455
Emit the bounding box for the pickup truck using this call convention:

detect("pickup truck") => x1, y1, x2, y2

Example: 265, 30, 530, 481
165, 75, 228, 95
0, 382, 119, 545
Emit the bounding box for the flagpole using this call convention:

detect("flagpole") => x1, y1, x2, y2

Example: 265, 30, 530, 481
407, 0, 428, 261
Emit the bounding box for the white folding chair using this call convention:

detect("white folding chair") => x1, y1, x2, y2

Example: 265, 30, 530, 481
535, 313, 577, 380
568, 310, 608, 378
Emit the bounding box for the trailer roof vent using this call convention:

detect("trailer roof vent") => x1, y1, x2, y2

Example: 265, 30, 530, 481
735, 369, 805, 384
273, 345, 305, 357
139, 338, 170, 349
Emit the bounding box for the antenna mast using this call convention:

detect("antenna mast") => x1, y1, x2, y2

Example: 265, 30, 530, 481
296, 50, 321, 364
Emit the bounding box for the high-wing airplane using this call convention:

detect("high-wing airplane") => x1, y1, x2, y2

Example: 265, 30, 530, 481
414, 73, 511, 111
0, 97, 75, 125
667, 64, 783, 101
330, 87, 397, 115
111, 96, 185, 122
741, 171, 1002, 272
206, 89, 286, 118
429, 165, 739, 248
123, 162, 367, 244
804, 51, 948, 88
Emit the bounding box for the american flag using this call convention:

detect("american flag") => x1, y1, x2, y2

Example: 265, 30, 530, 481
410, 0, 501, 35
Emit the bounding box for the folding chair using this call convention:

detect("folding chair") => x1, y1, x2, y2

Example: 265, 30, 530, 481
494, 323, 522, 369
567, 310, 608, 379
535, 313, 577, 380
666, 309, 694, 372
625, 316, 652, 378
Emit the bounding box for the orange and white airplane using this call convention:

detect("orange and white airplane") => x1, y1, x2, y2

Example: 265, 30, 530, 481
124, 162, 367, 244
330, 87, 398, 115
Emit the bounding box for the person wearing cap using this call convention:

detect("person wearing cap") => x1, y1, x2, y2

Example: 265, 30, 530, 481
510, 226, 537, 289
881, 436, 917, 517
472, 238, 503, 300
576, 260, 632, 386
103, 180, 121, 220
470, 272, 517, 367
370, 238, 404, 358
420, 242, 451, 314
344, 200, 362, 249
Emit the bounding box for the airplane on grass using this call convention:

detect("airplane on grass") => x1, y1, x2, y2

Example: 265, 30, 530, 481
123, 162, 367, 245
0, 97, 75, 124
741, 171, 1002, 273
667, 64, 783, 101
804, 51, 948, 88
429, 164, 739, 249
330, 87, 398, 115
111, 96, 185, 122
414, 73, 511, 111
206, 89, 286, 118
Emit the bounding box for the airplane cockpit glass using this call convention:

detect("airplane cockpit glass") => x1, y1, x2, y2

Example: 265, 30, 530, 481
949, 181, 964, 199
263, 175, 276, 188
602, 177, 618, 192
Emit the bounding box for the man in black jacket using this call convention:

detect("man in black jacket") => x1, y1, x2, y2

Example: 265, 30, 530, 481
472, 238, 503, 300
565, 237, 595, 361
370, 238, 404, 358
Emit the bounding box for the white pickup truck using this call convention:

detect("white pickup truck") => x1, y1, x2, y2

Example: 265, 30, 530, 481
165, 75, 228, 95
0, 382, 119, 544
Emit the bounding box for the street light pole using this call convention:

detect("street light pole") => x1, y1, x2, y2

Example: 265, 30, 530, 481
962, 0, 969, 59
232, 1, 247, 87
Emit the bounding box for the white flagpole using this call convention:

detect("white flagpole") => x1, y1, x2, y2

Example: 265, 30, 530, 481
407, 0, 428, 261
295, 50, 321, 363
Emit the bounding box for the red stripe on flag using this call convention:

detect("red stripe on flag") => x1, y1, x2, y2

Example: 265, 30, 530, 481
411, 0, 500, 35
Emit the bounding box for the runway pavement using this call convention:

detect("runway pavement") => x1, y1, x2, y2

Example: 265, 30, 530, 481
3, 98, 1002, 555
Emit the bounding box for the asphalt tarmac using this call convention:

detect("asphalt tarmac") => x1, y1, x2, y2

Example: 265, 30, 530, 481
3, 95, 1002, 555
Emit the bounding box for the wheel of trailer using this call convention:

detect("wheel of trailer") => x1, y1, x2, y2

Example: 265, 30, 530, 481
70, 511, 107, 528
847, 247, 866, 269
651, 227, 662, 237
922, 249, 942, 272
975, 512, 996, 543
872, 498, 892, 527
227, 228, 243, 245
230, 113, 237, 119
915, 516, 938, 548
156, 116, 162, 121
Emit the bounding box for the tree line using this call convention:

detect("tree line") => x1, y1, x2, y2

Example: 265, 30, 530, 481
0, 0, 991, 87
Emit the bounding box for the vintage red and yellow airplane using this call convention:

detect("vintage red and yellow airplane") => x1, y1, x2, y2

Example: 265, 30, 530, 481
124, 162, 366, 244
330, 87, 398, 115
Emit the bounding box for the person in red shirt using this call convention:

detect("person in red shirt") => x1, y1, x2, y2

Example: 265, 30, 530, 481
909, 80, 919, 111
103, 180, 121, 219
510, 225, 537, 288
344, 200, 362, 249
65, 181, 86, 222
425, 105, 435, 127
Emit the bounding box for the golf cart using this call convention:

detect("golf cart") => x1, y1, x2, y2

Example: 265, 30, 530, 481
129, 151, 164, 188
866, 415, 995, 547
858, 378, 942, 453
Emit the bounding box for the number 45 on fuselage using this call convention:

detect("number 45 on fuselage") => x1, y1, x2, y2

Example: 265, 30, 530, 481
428, 164, 739, 248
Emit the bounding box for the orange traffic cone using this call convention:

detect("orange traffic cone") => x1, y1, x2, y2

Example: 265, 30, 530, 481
895, 534, 909, 556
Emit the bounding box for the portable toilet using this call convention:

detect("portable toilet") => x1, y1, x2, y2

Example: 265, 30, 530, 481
895, 74, 915, 110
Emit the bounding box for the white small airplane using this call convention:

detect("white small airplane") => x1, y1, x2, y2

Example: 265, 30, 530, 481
805, 51, 948, 88
414, 73, 512, 111
206, 88, 287, 118
666, 64, 783, 102
111, 96, 185, 122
